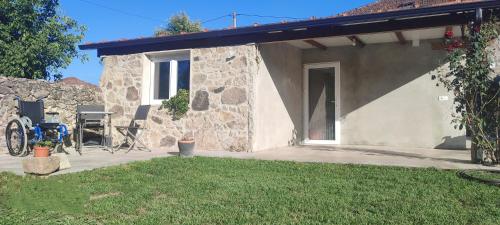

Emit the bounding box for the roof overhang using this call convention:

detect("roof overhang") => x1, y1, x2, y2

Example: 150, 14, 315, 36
79, 0, 500, 57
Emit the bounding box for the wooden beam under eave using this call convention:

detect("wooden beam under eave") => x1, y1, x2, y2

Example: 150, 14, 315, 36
347, 36, 365, 48
304, 39, 327, 50
395, 31, 406, 45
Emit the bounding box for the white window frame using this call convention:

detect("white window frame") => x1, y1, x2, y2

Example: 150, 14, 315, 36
142, 50, 190, 105
303, 62, 341, 145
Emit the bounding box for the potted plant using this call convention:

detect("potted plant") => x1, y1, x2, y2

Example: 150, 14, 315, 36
178, 132, 195, 158
33, 140, 54, 157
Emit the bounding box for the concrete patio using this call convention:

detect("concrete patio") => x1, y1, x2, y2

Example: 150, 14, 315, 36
0, 147, 172, 176
199, 145, 500, 170
0, 145, 498, 176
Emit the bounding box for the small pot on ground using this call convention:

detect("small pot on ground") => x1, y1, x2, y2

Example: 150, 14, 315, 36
178, 135, 195, 158
34, 146, 50, 157
33, 140, 54, 158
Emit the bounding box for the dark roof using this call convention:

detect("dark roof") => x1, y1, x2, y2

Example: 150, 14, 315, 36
80, 0, 500, 57
59, 77, 99, 89
341, 0, 482, 16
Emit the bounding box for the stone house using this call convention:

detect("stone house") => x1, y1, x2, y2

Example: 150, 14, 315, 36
80, 0, 500, 152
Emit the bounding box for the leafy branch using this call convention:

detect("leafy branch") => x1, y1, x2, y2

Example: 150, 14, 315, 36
155, 12, 202, 37
0, 0, 86, 81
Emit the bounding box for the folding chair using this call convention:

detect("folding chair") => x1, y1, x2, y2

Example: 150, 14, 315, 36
114, 105, 151, 152
75, 105, 106, 154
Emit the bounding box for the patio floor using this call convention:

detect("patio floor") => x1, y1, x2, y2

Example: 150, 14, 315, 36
0, 147, 173, 176
0, 145, 498, 176
198, 145, 500, 170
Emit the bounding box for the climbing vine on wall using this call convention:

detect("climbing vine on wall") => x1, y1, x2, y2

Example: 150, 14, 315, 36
434, 18, 500, 165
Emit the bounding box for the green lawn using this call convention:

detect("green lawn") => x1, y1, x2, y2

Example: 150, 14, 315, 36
0, 157, 499, 224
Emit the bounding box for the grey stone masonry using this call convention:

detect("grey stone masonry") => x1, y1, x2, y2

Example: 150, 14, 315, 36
100, 45, 259, 152
0, 76, 103, 152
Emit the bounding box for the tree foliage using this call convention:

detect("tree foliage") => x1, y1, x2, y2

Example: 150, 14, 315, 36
155, 12, 202, 37
0, 0, 86, 81
435, 18, 500, 164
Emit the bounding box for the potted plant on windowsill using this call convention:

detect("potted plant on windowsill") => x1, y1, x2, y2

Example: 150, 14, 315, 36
178, 132, 195, 158
33, 140, 54, 157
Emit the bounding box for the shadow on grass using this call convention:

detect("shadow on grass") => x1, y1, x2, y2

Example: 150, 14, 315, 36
166, 152, 179, 156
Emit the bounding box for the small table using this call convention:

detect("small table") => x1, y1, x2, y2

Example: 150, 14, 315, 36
77, 111, 114, 153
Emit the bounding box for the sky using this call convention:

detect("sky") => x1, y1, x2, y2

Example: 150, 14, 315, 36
59, 0, 373, 85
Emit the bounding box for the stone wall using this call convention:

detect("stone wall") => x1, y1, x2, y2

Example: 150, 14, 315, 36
0, 76, 103, 152
100, 45, 258, 151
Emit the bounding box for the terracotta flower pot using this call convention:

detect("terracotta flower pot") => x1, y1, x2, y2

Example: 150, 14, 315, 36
34, 146, 50, 157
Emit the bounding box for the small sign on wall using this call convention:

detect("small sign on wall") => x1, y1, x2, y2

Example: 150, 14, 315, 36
438, 96, 449, 101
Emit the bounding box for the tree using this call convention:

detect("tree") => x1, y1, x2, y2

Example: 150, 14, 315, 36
155, 12, 202, 37
434, 18, 500, 165
0, 0, 86, 81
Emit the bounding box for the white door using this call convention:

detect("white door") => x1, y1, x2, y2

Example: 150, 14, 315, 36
303, 62, 341, 145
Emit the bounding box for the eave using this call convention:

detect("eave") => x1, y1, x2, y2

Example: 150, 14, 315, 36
79, 0, 500, 57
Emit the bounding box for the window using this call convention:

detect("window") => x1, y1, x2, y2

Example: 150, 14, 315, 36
143, 51, 190, 105
155, 61, 170, 100
177, 60, 190, 91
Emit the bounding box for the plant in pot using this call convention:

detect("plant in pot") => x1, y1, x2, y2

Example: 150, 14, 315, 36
178, 132, 195, 158
33, 140, 54, 157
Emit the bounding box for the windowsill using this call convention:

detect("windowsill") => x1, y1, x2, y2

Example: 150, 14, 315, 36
149, 99, 166, 106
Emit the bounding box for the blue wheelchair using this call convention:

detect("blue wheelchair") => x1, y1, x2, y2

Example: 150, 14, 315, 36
5, 96, 70, 156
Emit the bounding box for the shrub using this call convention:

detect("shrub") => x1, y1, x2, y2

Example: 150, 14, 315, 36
34, 140, 54, 148
161, 89, 190, 120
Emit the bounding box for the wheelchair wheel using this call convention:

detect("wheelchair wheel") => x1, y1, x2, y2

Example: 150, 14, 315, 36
5, 118, 28, 156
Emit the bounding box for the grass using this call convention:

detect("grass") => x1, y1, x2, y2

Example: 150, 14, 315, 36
0, 157, 499, 224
